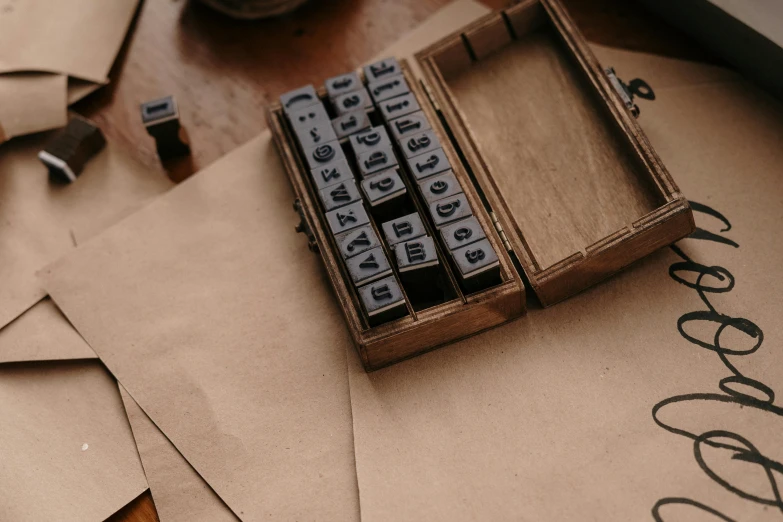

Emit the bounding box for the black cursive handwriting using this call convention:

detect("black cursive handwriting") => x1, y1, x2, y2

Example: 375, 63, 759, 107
651, 201, 782, 521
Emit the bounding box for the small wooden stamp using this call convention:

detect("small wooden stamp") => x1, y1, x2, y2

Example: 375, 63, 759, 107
363, 57, 401, 83
140, 95, 191, 161
333, 87, 373, 116
357, 275, 407, 326
336, 225, 380, 260
378, 93, 420, 121
346, 246, 392, 286
349, 126, 391, 157
451, 238, 501, 293
395, 235, 442, 303
332, 110, 371, 139
388, 111, 431, 140
418, 170, 462, 204
325, 200, 370, 235
360, 168, 408, 222
38, 116, 106, 183
310, 158, 354, 191
289, 103, 329, 129
302, 141, 346, 171
367, 75, 410, 104
292, 119, 338, 150
325, 72, 362, 99
440, 216, 486, 251
428, 193, 472, 228
381, 212, 426, 247
318, 179, 361, 212
405, 148, 451, 181
279, 85, 320, 115
357, 144, 398, 178
399, 129, 440, 159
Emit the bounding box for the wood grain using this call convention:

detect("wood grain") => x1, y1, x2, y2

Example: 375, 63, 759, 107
65, 0, 711, 519
417, 0, 694, 305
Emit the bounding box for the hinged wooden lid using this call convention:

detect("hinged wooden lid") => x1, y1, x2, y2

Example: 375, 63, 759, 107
415, 0, 694, 306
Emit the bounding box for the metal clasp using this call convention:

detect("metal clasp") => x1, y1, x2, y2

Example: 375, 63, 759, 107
605, 67, 655, 118
293, 198, 319, 253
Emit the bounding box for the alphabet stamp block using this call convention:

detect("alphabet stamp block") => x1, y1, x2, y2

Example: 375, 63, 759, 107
361, 168, 409, 222
381, 212, 426, 247
388, 111, 431, 140
333, 87, 373, 116
325, 200, 370, 235
280, 85, 320, 116
451, 238, 501, 293
357, 275, 407, 326
318, 179, 361, 212
404, 148, 451, 181
332, 110, 371, 140
399, 129, 440, 159
418, 170, 462, 204
349, 126, 391, 157
378, 93, 420, 121
288, 103, 329, 130
302, 141, 347, 171
395, 235, 443, 305
325, 71, 362, 99
346, 246, 393, 286
363, 57, 401, 83
428, 193, 472, 228
439, 216, 486, 251
357, 144, 398, 178
336, 225, 380, 260
367, 75, 410, 104
310, 158, 354, 191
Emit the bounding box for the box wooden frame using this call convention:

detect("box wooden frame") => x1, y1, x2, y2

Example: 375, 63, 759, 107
267, 0, 694, 371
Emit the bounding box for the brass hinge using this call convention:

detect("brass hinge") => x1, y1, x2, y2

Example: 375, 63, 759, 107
419, 79, 441, 112
605, 67, 640, 118
293, 198, 319, 253
490, 211, 513, 253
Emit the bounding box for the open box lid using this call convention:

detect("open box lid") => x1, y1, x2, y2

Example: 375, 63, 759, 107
413, 0, 694, 306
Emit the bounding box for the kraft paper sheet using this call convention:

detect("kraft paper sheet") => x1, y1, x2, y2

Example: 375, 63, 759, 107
44, 135, 360, 521
0, 133, 172, 331
119, 385, 238, 522
0, 361, 147, 522
41, 0, 783, 520
347, 30, 783, 522
0, 73, 67, 142
0, 298, 96, 364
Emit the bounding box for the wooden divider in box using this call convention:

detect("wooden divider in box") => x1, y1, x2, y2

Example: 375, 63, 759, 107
415, 0, 694, 306
267, 65, 525, 371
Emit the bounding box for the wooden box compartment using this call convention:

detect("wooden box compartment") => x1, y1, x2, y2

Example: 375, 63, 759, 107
416, 0, 694, 306
268, 64, 525, 372
267, 0, 693, 371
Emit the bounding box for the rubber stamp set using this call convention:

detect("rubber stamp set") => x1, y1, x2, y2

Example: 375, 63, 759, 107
268, 0, 695, 370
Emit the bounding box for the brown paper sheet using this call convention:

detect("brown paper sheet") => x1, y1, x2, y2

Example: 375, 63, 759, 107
119, 385, 239, 522
346, 40, 783, 522
0, 73, 67, 142
44, 135, 359, 521
0, 298, 96, 364
0, 0, 139, 83
0, 133, 172, 331
0, 361, 148, 521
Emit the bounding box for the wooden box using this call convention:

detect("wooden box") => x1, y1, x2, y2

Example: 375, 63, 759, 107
267, 0, 694, 371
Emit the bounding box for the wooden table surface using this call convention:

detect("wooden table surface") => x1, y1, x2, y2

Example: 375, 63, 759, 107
85, 0, 714, 520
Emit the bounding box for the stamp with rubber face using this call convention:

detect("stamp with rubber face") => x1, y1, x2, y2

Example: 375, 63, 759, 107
336, 225, 381, 260
428, 193, 472, 228
404, 148, 451, 181
388, 111, 431, 140
360, 168, 410, 222
358, 275, 407, 327
318, 179, 362, 212
418, 170, 462, 205
381, 213, 426, 248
